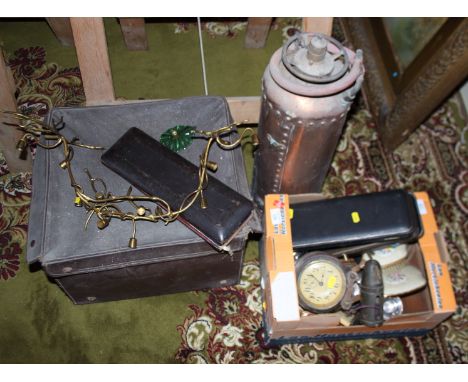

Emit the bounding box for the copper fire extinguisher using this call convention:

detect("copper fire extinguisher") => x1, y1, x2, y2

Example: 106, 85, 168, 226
252, 32, 364, 205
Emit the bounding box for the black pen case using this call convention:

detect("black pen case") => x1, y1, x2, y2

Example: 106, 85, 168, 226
291, 190, 423, 252
101, 127, 254, 251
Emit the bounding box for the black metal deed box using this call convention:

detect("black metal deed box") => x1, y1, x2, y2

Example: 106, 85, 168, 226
27, 96, 254, 304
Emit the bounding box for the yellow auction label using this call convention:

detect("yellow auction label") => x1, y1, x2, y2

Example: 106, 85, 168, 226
327, 275, 337, 289
351, 211, 360, 223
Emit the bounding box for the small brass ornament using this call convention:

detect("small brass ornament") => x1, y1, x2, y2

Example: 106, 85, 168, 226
200, 191, 208, 209
128, 237, 138, 249
16, 137, 28, 152
251, 133, 260, 147
97, 218, 110, 230
199, 155, 218, 172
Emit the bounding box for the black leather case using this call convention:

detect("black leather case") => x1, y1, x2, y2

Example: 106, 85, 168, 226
291, 190, 423, 252
101, 127, 253, 250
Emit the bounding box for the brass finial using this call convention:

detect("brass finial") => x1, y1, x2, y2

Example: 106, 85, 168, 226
16, 137, 28, 153
200, 190, 208, 209
97, 218, 109, 230
205, 160, 218, 172
128, 237, 137, 249
128, 220, 137, 248
251, 133, 259, 147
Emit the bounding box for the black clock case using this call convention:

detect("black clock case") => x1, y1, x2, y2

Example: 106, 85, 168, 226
26, 97, 257, 304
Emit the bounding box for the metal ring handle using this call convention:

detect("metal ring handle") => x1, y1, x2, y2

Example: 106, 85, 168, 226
281, 32, 350, 84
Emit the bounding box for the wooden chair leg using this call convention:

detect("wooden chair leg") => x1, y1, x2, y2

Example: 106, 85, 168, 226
302, 18, 334, 35
70, 17, 115, 105
245, 18, 273, 48
46, 18, 75, 47
0, 49, 32, 173
119, 18, 148, 51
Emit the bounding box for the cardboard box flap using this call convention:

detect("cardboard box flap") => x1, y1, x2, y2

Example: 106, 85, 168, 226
414, 192, 456, 314
264, 194, 300, 322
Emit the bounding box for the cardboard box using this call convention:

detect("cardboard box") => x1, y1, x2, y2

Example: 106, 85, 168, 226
261, 192, 456, 343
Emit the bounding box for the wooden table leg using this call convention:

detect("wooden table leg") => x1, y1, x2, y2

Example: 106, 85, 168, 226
0, 49, 33, 173
70, 17, 115, 106
119, 18, 148, 51
245, 18, 273, 48
302, 18, 334, 35
46, 18, 74, 47
381, 18, 468, 150
343, 17, 468, 150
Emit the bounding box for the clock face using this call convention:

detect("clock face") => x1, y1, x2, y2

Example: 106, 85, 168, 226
297, 255, 347, 312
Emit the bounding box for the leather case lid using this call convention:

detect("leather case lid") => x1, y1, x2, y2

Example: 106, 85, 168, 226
27, 97, 252, 274
101, 127, 253, 250
291, 189, 423, 251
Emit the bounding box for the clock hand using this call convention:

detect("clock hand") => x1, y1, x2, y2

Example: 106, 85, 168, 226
308, 274, 322, 284
315, 274, 324, 287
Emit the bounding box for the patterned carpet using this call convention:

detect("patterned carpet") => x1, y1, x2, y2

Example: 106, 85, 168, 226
0, 22, 467, 363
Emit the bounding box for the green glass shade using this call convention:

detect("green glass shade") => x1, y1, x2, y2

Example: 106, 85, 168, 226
160, 125, 196, 152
